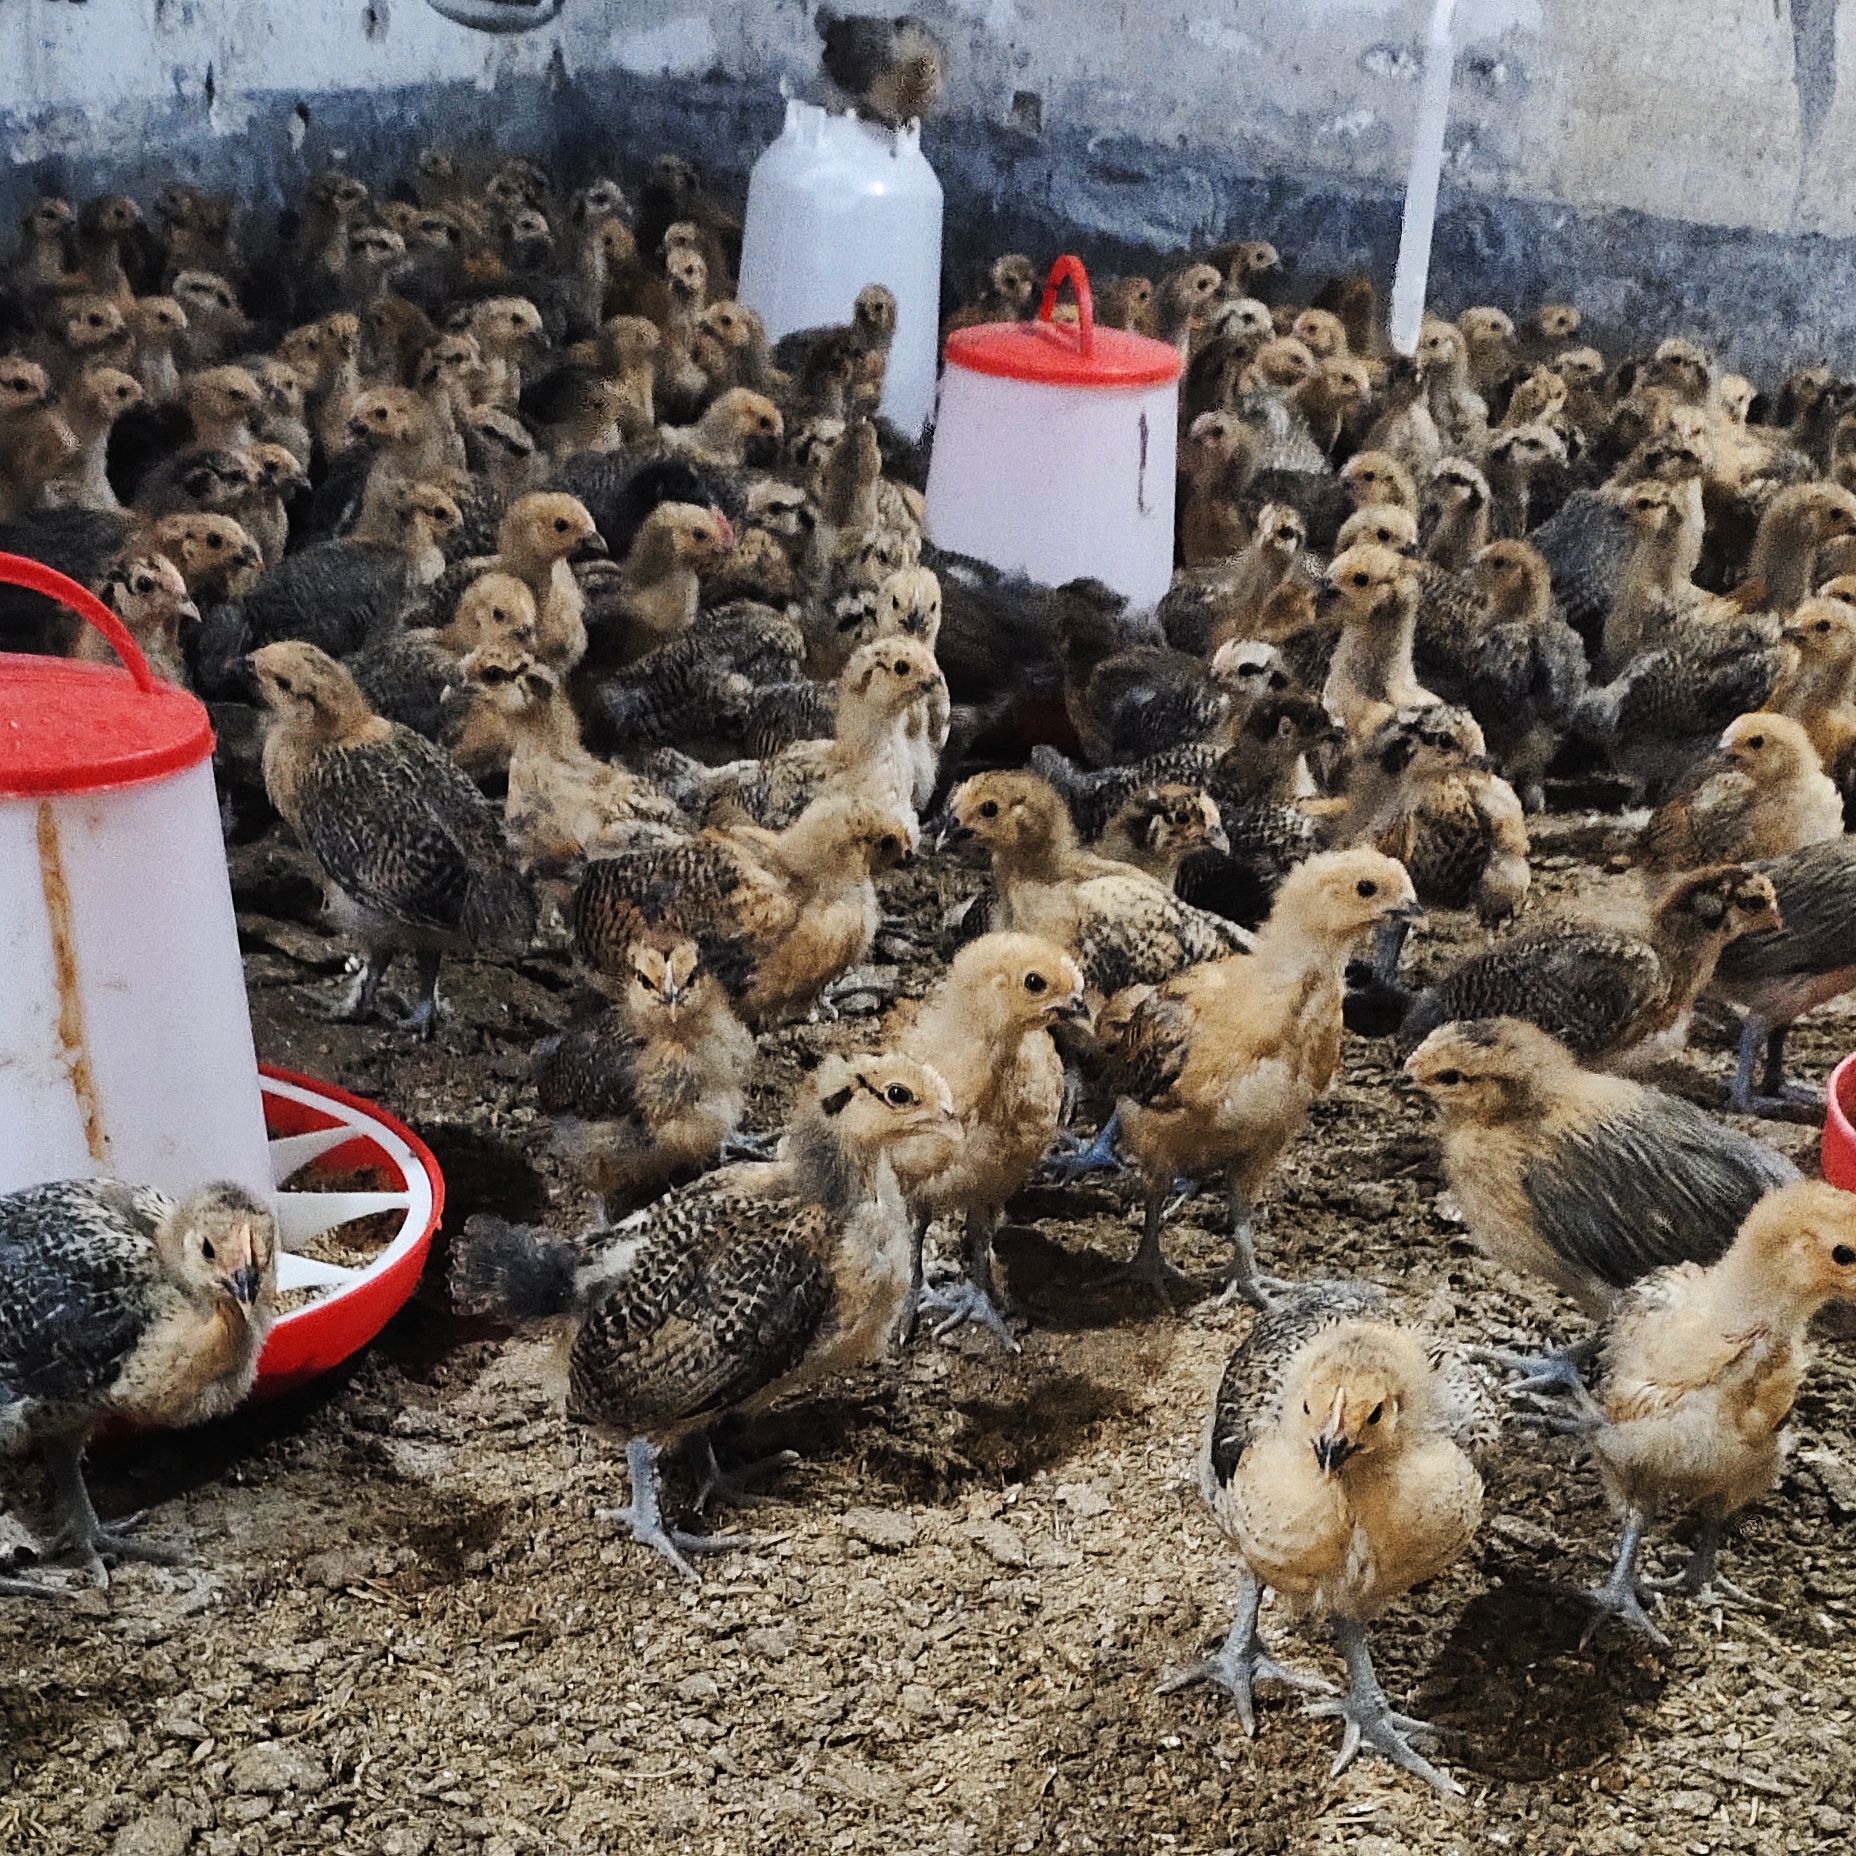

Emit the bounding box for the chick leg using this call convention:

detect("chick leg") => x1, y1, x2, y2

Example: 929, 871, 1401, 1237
1304, 1616, 1462, 1797
1215, 1179, 1289, 1310
596, 1437, 768, 1581
1643, 1503, 1779, 1616
41, 1439, 184, 1588
1160, 1569, 1334, 1734
919, 1208, 1021, 1350
1580, 1509, 1671, 1650
1729, 1017, 1819, 1121
1369, 914, 1413, 986
1042, 1111, 1124, 1182
396, 951, 445, 1041
1106, 1187, 1195, 1300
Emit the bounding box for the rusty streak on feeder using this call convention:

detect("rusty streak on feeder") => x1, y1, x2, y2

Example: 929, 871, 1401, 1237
36, 801, 110, 1165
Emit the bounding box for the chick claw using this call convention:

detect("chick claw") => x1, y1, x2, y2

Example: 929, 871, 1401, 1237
49, 1515, 185, 1589
917, 1277, 1021, 1351
595, 1503, 770, 1581
1578, 1578, 1671, 1652
1305, 1692, 1462, 1797
689, 1439, 800, 1516
1160, 1645, 1333, 1737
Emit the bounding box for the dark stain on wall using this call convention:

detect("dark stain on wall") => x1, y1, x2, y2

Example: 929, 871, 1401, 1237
7, 62, 1856, 378
1789, 0, 1840, 157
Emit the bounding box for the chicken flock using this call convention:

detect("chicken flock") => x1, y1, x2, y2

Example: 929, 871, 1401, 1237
6, 22, 1856, 1803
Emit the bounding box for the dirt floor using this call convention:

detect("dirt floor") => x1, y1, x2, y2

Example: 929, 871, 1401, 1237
4, 809, 1856, 1856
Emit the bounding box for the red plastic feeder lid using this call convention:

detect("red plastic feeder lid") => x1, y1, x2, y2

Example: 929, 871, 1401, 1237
0, 553, 213, 798
945, 254, 1183, 389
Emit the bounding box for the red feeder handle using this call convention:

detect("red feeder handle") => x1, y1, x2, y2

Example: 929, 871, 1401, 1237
1037, 254, 1096, 359
0, 551, 157, 693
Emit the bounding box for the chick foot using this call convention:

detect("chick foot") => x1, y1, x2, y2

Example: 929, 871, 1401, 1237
1578, 1513, 1671, 1651
688, 1436, 799, 1515
918, 1276, 1020, 1351
0, 1564, 67, 1600
1310, 1618, 1463, 1797
1041, 1114, 1124, 1183
1642, 1512, 1778, 1617
1160, 1582, 1333, 1735
1469, 1341, 1603, 1416
42, 1442, 183, 1588
1212, 1202, 1288, 1310
600, 1438, 770, 1580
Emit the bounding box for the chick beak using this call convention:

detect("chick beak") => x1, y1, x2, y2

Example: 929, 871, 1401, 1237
1205, 822, 1232, 856
1313, 1431, 1353, 1475
1055, 991, 1091, 1024
926, 813, 968, 851
1387, 899, 1426, 926
231, 1262, 263, 1306
1313, 1391, 1354, 1474
176, 598, 202, 629
571, 530, 609, 563
709, 506, 736, 551
1315, 581, 1340, 617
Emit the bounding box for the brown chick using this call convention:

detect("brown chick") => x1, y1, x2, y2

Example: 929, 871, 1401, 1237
1394, 864, 1784, 1067
941, 771, 1253, 1003
660, 386, 784, 469
469, 646, 684, 871
449, 1051, 960, 1576
1404, 1017, 1798, 1395
534, 939, 756, 1224
1321, 543, 1442, 747
1422, 457, 1491, 572
0, 1179, 277, 1588
691, 636, 944, 828
1173, 1279, 1486, 1795
599, 500, 735, 665
459, 492, 606, 672
36, 366, 145, 512
250, 641, 535, 1038
943, 253, 1037, 336
1768, 591, 1856, 799
1179, 411, 1261, 567
1639, 712, 1843, 898
80, 551, 199, 686
1091, 784, 1231, 886
1343, 704, 1530, 972
1099, 847, 1417, 1304
1574, 1180, 1856, 1646
574, 790, 916, 1029
887, 932, 1088, 1344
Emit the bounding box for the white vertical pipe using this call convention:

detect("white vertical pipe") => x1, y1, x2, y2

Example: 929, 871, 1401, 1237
1389, 0, 1459, 356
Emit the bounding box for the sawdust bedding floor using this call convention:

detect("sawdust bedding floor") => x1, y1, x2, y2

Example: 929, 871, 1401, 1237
3, 816, 1854, 1854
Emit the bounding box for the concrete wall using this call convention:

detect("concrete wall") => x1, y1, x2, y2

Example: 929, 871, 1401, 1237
0, 1, 1852, 370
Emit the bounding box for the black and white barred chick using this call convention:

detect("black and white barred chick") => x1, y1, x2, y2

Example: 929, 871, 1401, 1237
0, 1179, 276, 1588
452, 1052, 960, 1578
250, 640, 536, 1038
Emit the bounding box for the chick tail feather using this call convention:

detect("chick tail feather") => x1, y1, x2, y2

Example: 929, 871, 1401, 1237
450, 1215, 582, 1323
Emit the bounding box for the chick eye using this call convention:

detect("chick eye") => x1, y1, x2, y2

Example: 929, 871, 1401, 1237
1367, 1402, 1384, 1425
554, 517, 569, 534
202, 1239, 216, 1261
1356, 879, 1378, 899
1747, 735, 1766, 750
208, 535, 223, 550
1836, 1245, 1856, 1267
884, 1084, 915, 1107
1350, 572, 1369, 588
1433, 1068, 1463, 1086
1025, 973, 1048, 994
